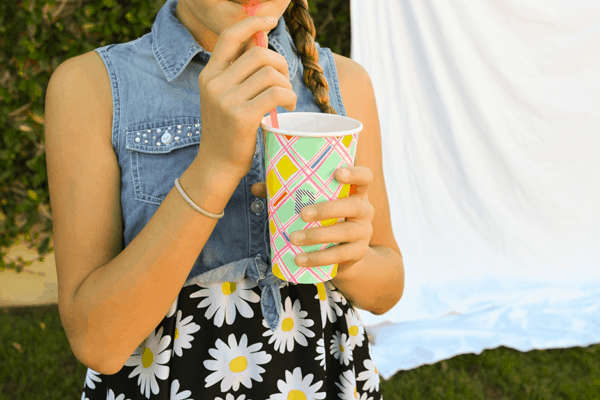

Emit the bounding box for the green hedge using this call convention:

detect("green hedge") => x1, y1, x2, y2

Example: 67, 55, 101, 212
0, 0, 351, 273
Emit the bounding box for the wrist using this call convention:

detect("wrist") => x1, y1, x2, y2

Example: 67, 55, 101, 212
179, 156, 242, 216
194, 149, 249, 183
193, 150, 247, 184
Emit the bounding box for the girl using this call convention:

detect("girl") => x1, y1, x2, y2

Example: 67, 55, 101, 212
44, 0, 404, 398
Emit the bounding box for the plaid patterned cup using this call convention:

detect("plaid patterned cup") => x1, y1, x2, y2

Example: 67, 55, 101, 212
260, 112, 363, 284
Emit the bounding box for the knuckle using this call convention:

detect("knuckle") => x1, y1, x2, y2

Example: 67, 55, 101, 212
275, 86, 288, 98
265, 65, 278, 77
359, 200, 373, 217
221, 28, 234, 40
353, 222, 371, 241
205, 80, 219, 97
366, 223, 374, 238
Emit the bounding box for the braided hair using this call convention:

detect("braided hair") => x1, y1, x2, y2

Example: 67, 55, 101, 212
283, 0, 338, 115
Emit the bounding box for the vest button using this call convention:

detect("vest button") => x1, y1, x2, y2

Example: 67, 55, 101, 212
251, 199, 264, 215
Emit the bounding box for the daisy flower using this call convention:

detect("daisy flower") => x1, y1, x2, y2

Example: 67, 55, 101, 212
335, 367, 358, 399
330, 330, 353, 366
171, 310, 201, 358
262, 296, 315, 353
204, 333, 272, 392
345, 308, 366, 350
124, 326, 171, 398
190, 280, 260, 327
268, 367, 326, 399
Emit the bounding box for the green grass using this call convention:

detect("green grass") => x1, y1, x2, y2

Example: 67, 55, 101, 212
1, 304, 599, 399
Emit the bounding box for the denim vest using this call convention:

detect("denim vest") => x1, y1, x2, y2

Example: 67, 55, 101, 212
93, 0, 349, 331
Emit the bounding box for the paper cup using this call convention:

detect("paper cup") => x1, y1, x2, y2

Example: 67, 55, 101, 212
260, 112, 363, 284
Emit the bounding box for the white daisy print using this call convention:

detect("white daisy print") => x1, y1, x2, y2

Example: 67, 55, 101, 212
330, 330, 353, 366
166, 296, 178, 319
357, 358, 380, 394
107, 388, 130, 400
268, 366, 326, 399
319, 282, 345, 328
170, 379, 193, 400
80, 392, 89, 400
335, 367, 358, 399
358, 391, 375, 400
204, 333, 272, 392
83, 368, 102, 389
345, 308, 366, 350
216, 394, 250, 400
315, 335, 326, 371
124, 326, 171, 399
171, 309, 201, 358
190, 279, 260, 327
262, 296, 315, 353
326, 281, 348, 306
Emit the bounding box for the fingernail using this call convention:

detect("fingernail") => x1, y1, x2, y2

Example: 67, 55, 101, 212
339, 169, 348, 179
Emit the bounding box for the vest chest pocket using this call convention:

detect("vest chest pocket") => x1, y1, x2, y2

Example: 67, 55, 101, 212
125, 121, 202, 206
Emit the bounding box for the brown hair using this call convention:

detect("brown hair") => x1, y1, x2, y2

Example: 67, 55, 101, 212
283, 0, 338, 115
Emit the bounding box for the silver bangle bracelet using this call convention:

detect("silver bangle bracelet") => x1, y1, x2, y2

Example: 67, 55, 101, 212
174, 178, 225, 219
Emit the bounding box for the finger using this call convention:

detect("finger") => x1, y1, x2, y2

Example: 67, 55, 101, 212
215, 16, 278, 68
233, 28, 262, 62
290, 219, 369, 247
335, 166, 373, 199
251, 181, 267, 198
335, 166, 374, 195
293, 242, 360, 269
300, 196, 373, 223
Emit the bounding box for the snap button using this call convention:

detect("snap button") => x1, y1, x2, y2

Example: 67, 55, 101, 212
250, 199, 264, 215
161, 132, 172, 145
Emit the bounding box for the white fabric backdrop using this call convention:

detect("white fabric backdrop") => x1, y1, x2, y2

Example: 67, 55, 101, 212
349, 0, 600, 380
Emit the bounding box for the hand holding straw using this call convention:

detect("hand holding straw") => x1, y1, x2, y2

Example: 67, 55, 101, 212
240, 0, 280, 129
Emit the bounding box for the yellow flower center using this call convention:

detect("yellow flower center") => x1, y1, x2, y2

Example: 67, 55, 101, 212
340, 345, 344, 352
354, 386, 358, 398
282, 317, 294, 332
142, 347, 154, 369
375, 365, 378, 375
349, 325, 358, 336
222, 282, 237, 295
288, 390, 307, 400
229, 356, 247, 373
174, 327, 179, 340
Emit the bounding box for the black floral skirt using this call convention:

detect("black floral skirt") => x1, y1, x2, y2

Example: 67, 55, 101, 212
81, 278, 383, 399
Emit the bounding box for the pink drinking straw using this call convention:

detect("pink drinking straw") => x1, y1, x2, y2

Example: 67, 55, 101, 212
239, 0, 280, 129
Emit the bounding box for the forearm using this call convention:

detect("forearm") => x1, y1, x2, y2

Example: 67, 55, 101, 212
330, 245, 405, 315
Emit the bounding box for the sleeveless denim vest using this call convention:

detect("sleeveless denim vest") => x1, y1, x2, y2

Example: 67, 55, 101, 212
93, 0, 349, 331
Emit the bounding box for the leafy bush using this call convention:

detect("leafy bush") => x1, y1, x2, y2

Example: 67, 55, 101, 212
0, 0, 350, 273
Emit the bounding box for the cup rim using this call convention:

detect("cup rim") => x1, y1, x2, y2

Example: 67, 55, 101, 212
260, 112, 363, 137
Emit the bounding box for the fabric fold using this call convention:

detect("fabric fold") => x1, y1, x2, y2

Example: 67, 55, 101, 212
183, 256, 290, 331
